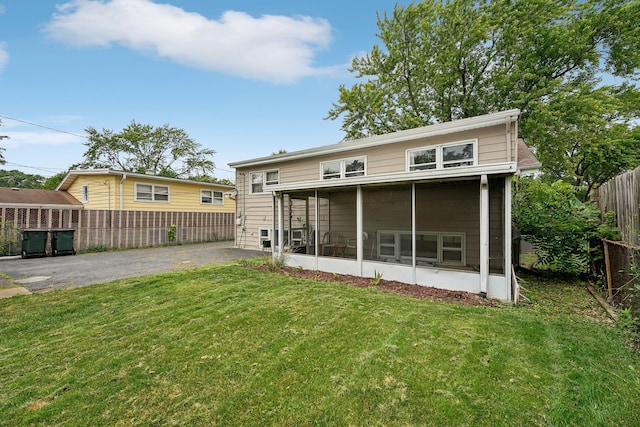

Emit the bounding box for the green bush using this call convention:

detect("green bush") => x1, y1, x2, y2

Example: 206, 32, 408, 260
0, 219, 21, 256
513, 178, 619, 275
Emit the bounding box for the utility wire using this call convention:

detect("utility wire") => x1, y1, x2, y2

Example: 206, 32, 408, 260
2, 161, 67, 174
0, 114, 235, 175
0, 114, 86, 138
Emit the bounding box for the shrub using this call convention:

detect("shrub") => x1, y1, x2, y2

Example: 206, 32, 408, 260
513, 178, 619, 275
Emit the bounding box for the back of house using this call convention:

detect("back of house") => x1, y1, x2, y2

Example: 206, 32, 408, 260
230, 110, 537, 301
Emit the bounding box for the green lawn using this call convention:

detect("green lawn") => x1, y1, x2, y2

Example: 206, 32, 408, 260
1, 264, 639, 426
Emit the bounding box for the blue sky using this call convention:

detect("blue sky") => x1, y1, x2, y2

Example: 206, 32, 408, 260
0, 0, 409, 182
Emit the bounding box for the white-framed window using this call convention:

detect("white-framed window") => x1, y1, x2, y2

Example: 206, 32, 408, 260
377, 230, 465, 265
250, 170, 279, 194
259, 228, 290, 247
408, 148, 437, 171
321, 156, 366, 180
407, 139, 477, 171
442, 141, 475, 168
201, 189, 223, 205
135, 183, 169, 202
441, 234, 464, 263
82, 185, 89, 203
259, 227, 271, 248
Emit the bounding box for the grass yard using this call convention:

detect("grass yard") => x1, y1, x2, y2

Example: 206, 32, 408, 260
1, 264, 639, 426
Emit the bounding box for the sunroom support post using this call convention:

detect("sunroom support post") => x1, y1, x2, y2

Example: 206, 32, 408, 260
480, 175, 489, 297
356, 185, 363, 276
276, 192, 284, 258
314, 190, 319, 270
412, 183, 417, 284
504, 176, 513, 301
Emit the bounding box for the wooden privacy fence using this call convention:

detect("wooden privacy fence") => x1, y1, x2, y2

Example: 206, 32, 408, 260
0, 207, 234, 255
602, 239, 640, 316
599, 167, 640, 246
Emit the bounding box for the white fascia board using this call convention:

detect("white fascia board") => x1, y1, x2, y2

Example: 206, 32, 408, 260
228, 109, 520, 169
268, 162, 517, 192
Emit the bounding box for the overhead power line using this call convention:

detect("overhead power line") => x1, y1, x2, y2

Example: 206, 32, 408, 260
0, 114, 86, 138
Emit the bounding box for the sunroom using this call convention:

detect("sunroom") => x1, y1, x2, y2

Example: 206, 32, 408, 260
268, 164, 514, 301
230, 110, 532, 302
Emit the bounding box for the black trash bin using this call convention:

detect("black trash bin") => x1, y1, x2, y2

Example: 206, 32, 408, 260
21, 229, 49, 258
51, 229, 76, 256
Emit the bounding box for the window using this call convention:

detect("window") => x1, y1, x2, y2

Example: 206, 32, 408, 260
250, 170, 279, 194
407, 139, 477, 171
321, 156, 366, 180
135, 183, 169, 202
441, 234, 464, 263
377, 230, 465, 265
259, 228, 289, 246
442, 142, 474, 168
408, 148, 437, 171
259, 228, 271, 248
265, 170, 279, 185
82, 185, 89, 203
201, 190, 223, 205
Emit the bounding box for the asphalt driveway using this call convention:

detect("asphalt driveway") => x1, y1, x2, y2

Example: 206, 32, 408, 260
0, 241, 264, 293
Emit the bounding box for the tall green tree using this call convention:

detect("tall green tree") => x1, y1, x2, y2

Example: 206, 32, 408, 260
327, 0, 640, 191
80, 121, 216, 178
0, 170, 45, 189
522, 84, 640, 198
41, 171, 69, 190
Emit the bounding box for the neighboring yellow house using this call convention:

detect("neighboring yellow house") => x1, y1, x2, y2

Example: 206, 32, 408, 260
57, 169, 236, 213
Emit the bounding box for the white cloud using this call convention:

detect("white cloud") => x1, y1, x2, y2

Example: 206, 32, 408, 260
43, 0, 336, 83
0, 41, 8, 72
0, 5, 5, 15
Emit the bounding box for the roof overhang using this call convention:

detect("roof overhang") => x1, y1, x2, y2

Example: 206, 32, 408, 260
268, 162, 517, 193
57, 169, 236, 191
229, 109, 520, 169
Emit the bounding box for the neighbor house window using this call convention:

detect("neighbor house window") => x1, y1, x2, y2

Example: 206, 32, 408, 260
201, 190, 223, 205
407, 139, 477, 171
250, 170, 279, 194
82, 185, 89, 203
135, 183, 169, 202
321, 156, 366, 180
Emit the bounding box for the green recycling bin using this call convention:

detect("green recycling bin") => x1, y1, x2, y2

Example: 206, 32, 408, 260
21, 229, 49, 258
51, 229, 77, 256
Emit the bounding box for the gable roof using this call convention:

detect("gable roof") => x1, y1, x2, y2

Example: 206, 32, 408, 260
0, 187, 83, 208
57, 169, 236, 192
229, 109, 521, 168
516, 139, 542, 173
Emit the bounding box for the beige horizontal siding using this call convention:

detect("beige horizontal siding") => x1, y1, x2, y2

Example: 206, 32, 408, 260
244, 124, 509, 185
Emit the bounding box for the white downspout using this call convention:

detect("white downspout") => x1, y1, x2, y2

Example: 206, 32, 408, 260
480, 174, 489, 298
119, 173, 127, 210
